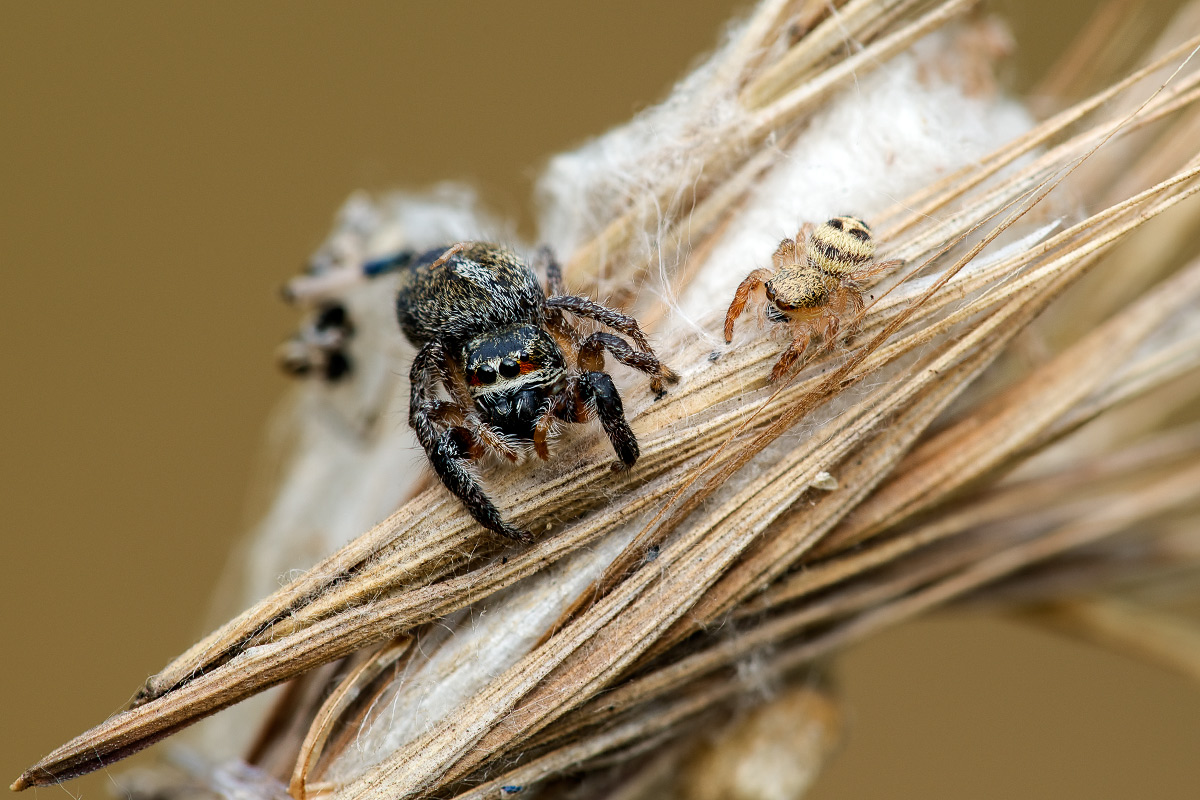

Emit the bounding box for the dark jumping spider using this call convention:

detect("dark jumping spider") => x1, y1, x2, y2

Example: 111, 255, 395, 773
395, 242, 677, 542
724, 216, 901, 381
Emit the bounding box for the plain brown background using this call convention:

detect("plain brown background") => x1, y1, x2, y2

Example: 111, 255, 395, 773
4, 2, 1200, 798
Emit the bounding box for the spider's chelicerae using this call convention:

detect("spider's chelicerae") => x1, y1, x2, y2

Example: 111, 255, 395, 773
391, 242, 676, 542
724, 216, 901, 381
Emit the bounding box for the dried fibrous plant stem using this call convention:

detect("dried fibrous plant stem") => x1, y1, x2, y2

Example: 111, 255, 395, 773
1031, 0, 1145, 103
747, 421, 1200, 616
562, 142, 1200, 642
332, 158, 1200, 800
14, 2, 1200, 797
474, 462, 1200, 795
1019, 597, 1200, 683
289, 638, 411, 800
878, 33, 1200, 240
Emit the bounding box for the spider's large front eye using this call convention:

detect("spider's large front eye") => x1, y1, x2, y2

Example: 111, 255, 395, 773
499, 357, 521, 379
475, 364, 497, 385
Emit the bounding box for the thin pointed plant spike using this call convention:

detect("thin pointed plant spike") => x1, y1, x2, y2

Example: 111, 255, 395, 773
14, 1, 1200, 796
1020, 597, 1200, 684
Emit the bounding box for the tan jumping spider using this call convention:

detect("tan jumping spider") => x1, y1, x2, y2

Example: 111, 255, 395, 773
724, 216, 901, 381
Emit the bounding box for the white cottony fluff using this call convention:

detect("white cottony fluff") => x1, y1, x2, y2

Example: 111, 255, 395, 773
676, 41, 1032, 326
535, 16, 748, 262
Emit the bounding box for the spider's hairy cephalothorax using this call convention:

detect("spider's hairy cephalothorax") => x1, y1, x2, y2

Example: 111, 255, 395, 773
396, 242, 677, 542
724, 216, 901, 381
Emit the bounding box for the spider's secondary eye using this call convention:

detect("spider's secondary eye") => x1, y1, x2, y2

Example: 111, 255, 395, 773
499, 358, 521, 378
476, 364, 497, 384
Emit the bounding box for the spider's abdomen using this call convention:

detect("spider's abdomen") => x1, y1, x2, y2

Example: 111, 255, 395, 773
395, 243, 544, 346
807, 216, 875, 276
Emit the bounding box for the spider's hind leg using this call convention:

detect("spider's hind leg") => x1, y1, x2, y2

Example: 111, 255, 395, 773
535, 245, 567, 297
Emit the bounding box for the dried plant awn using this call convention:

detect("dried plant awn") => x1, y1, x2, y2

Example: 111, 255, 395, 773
14, 2, 1200, 799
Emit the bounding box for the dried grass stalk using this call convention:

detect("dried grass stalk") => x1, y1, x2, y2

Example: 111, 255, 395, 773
14, 1, 1200, 798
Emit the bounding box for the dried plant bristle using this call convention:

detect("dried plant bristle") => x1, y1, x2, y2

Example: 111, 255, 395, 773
14, 2, 1200, 799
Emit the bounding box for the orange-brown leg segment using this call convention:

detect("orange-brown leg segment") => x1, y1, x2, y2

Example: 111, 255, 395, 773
772, 224, 814, 269
771, 237, 798, 269
465, 412, 520, 462
724, 268, 774, 342
577, 331, 674, 393
769, 322, 816, 382
822, 286, 855, 338
855, 258, 904, 281
532, 412, 555, 460
532, 393, 571, 461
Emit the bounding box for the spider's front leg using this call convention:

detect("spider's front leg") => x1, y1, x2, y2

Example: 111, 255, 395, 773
577, 331, 674, 394
579, 371, 639, 466
530, 369, 638, 466
546, 295, 678, 392
409, 342, 531, 543
724, 268, 774, 342
545, 294, 653, 350
770, 321, 817, 383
